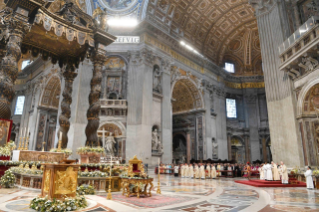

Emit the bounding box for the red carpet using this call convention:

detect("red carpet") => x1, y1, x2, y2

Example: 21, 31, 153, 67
235, 179, 306, 187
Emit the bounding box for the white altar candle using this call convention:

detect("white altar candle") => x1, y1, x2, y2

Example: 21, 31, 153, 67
24, 128, 26, 137
27, 128, 30, 137
59, 132, 62, 140
110, 156, 112, 176
158, 158, 160, 166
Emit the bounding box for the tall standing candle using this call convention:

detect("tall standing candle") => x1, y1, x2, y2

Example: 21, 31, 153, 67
24, 128, 26, 137
59, 132, 62, 140
110, 156, 112, 177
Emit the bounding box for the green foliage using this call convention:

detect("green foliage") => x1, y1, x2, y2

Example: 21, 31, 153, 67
0, 170, 15, 188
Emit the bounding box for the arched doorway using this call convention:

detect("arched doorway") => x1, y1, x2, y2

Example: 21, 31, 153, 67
35, 76, 60, 151
173, 134, 187, 164
231, 136, 245, 163
171, 70, 205, 161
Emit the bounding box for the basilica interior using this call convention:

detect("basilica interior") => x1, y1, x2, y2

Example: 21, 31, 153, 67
0, 0, 319, 211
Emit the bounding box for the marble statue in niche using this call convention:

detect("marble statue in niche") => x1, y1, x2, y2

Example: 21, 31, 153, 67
152, 128, 162, 152
212, 138, 218, 159
153, 65, 163, 94
105, 132, 116, 156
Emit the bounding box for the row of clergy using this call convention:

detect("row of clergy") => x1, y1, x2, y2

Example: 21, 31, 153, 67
178, 164, 222, 179
258, 161, 288, 184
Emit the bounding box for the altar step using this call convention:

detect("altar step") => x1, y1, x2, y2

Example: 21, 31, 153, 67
235, 179, 306, 187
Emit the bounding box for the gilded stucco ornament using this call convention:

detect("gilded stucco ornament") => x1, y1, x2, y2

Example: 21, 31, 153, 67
93, 7, 108, 32
249, 0, 277, 16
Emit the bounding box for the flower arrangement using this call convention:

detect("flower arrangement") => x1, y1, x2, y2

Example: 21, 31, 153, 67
78, 171, 107, 178
50, 148, 73, 156
0, 170, 16, 188
30, 195, 87, 212
9, 167, 43, 176
76, 147, 104, 155
313, 169, 319, 176
290, 167, 300, 175
76, 184, 95, 195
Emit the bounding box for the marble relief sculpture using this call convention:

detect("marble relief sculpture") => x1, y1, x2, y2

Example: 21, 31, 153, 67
105, 132, 116, 156
153, 66, 162, 93
152, 129, 162, 152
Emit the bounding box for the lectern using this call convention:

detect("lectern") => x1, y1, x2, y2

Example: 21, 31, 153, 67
41, 160, 80, 200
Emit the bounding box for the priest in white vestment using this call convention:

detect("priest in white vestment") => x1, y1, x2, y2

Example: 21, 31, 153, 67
189, 164, 194, 178
304, 166, 314, 189
211, 165, 217, 179
194, 164, 200, 179
266, 163, 273, 181
206, 164, 211, 179
184, 164, 189, 178
280, 161, 289, 184
272, 162, 280, 181
217, 163, 221, 177
259, 164, 264, 180
200, 164, 205, 179
263, 164, 267, 180
181, 164, 185, 178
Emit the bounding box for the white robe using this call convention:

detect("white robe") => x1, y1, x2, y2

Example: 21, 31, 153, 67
263, 166, 267, 180
259, 167, 264, 180
181, 165, 185, 177
266, 164, 273, 181
304, 170, 314, 189
211, 166, 217, 178
188, 166, 194, 178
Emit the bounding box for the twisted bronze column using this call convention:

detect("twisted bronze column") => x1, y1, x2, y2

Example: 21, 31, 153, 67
0, 9, 30, 119
85, 53, 107, 146
57, 64, 77, 148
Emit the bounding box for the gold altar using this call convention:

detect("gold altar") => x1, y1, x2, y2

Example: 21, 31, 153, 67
41, 160, 80, 200
121, 178, 153, 198
19, 151, 65, 163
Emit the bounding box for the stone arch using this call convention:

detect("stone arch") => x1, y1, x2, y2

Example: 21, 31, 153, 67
39, 76, 61, 110
98, 121, 126, 137
297, 77, 319, 117
171, 74, 204, 114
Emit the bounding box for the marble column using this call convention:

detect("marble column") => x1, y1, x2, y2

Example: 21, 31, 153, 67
227, 133, 232, 160
161, 62, 172, 163
85, 51, 108, 146
186, 130, 191, 163
126, 48, 154, 163
292, 1, 301, 28
261, 136, 267, 162
57, 64, 77, 148
249, 0, 303, 167
0, 9, 29, 119
244, 134, 250, 162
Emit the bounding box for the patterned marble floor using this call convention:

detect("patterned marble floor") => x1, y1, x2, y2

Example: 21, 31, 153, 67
0, 172, 318, 212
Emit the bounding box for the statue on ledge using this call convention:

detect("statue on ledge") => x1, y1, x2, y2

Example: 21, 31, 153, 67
105, 132, 116, 156
152, 128, 162, 152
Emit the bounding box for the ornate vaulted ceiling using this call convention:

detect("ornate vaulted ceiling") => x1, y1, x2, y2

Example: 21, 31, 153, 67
147, 0, 262, 76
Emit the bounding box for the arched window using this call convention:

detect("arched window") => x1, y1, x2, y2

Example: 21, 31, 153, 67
14, 96, 25, 115
225, 62, 235, 73
226, 98, 237, 118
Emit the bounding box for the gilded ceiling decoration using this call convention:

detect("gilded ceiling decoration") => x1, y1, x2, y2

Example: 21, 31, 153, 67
172, 78, 203, 114
40, 76, 61, 110
303, 84, 319, 114
147, 0, 262, 76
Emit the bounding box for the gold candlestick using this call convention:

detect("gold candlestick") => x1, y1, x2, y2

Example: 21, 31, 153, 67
42, 141, 46, 152
22, 137, 26, 151
156, 166, 161, 194
106, 177, 112, 200
24, 137, 29, 150
57, 139, 62, 152
18, 137, 22, 150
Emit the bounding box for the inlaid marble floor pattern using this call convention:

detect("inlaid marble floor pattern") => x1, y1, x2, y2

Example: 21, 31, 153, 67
0, 173, 318, 212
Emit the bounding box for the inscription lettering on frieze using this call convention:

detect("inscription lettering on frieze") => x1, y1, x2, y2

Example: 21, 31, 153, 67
114, 36, 140, 44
